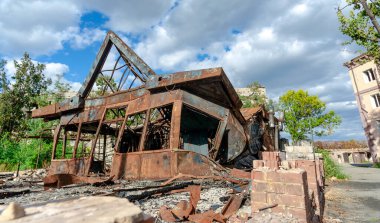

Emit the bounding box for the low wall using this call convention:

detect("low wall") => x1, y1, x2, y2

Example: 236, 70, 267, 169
251, 169, 316, 223
251, 151, 325, 223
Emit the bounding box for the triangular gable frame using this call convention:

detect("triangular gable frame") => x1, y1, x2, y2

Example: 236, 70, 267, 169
77, 31, 156, 99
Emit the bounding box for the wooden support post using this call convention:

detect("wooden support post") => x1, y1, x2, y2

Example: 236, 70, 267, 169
52, 124, 61, 160
73, 122, 82, 158
170, 101, 182, 149
138, 109, 151, 151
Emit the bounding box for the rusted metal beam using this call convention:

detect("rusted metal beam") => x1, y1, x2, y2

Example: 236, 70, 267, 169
62, 128, 67, 159
73, 122, 82, 158
52, 125, 61, 160
211, 116, 228, 160
170, 101, 182, 149
78, 33, 112, 98
109, 31, 156, 79
138, 109, 151, 151
114, 111, 129, 152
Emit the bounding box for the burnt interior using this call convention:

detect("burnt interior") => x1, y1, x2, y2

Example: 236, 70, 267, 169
180, 105, 219, 157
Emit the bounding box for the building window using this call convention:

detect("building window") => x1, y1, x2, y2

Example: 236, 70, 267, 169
371, 93, 380, 108
363, 69, 376, 82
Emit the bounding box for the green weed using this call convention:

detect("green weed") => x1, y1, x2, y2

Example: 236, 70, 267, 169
316, 148, 348, 179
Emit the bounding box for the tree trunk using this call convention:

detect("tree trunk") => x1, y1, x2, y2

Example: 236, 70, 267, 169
360, 0, 380, 35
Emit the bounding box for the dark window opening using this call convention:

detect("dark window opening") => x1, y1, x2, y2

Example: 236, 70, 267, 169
180, 105, 220, 157
144, 104, 173, 150
118, 111, 146, 153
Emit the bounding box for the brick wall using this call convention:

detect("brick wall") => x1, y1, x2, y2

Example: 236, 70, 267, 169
261, 151, 281, 169
251, 151, 325, 222
279, 159, 325, 218
251, 168, 315, 223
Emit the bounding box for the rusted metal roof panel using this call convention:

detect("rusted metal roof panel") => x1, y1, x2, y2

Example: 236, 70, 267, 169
240, 106, 265, 121
146, 67, 242, 110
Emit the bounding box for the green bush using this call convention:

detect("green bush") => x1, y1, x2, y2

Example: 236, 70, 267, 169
0, 134, 52, 171
317, 148, 348, 179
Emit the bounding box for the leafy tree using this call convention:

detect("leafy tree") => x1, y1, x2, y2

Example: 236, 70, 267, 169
0, 53, 51, 137
0, 54, 70, 171
239, 81, 268, 108
95, 75, 117, 96
279, 90, 342, 144
52, 75, 71, 103
12, 53, 52, 110
0, 60, 8, 93
337, 0, 380, 61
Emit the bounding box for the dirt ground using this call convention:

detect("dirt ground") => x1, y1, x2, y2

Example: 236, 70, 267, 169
324, 163, 380, 223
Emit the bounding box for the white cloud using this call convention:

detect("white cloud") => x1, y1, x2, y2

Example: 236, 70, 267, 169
67, 28, 106, 49
78, 0, 174, 33
258, 28, 276, 42
0, 0, 105, 56
130, 0, 365, 140
44, 63, 69, 78
290, 3, 309, 16
0, 0, 79, 56
158, 50, 195, 70
4, 59, 80, 91
0, 0, 367, 141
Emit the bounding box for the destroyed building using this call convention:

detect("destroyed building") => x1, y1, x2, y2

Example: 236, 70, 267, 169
32, 31, 280, 181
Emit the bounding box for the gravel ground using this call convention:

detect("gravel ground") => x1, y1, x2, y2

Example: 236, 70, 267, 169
0, 170, 301, 222
324, 164, 380, 223
249, 210, 299, 223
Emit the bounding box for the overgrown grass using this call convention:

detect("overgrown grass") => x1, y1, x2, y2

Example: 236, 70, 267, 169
317, 148, 348, 180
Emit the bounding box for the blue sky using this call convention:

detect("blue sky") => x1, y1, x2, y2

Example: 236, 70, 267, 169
0, 0, 366, 141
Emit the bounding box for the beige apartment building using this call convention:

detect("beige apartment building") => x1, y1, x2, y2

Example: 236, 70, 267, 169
344, 54, 380, 161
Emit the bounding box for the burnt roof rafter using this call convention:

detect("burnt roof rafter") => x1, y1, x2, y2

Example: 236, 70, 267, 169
77, 31, 156, 99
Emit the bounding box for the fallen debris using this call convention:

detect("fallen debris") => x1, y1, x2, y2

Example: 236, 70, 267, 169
0, 173, 13, 179
188, 210, 225, 223
257, 203, 278, 212
161, 173, 249, 187
159, 185, 203, 222
0, 189, 30, 199
117, 181, 195, 201
43, 174, 114, 188
220, 194, 245, 218
158, 183, 246, 223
